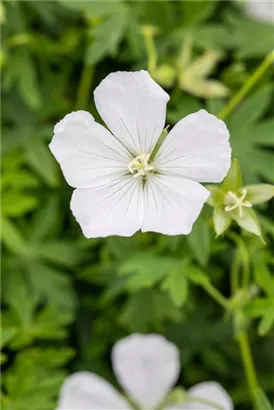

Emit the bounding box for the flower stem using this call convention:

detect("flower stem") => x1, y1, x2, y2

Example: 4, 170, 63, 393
201, 281, 229, 310
228, 235, 258, 408
75, 63, 94, 110
237, 332, 258, 407
231, 249, 240, 294
218, 49, 274, 120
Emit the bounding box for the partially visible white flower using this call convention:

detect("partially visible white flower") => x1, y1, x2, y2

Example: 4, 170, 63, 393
236, 0, 274, 23
168, 382, 233, 410
50, 70, 231, 238
57, 333, 233, 410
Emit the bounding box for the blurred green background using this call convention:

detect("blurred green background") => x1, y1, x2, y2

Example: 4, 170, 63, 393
1, 1, 274, 409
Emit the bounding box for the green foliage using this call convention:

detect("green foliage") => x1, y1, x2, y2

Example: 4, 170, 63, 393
1, 1, 274, 410
228, 85, 274, 183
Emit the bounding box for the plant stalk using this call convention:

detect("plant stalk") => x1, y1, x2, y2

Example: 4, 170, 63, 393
218, 50, 274, 120
237, 332, 258, 407
201, 281, 229, 310
75, 63, 94, 110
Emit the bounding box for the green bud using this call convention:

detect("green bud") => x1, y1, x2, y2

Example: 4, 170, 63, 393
179, 50, 229, 99
140, 25, 158, 37
154, 64, 176, 88
168, 387, 187, 404
222, 62, 248, 88
213, 205, 231, 236
245, 184, 274, 205
222, 159, 242, 192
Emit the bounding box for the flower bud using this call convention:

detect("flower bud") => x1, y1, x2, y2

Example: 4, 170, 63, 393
154, 64, 176, 88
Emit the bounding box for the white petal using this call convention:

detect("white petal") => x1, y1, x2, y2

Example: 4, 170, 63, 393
112, 333, 180, 409
141, 174, 209, 235
49, 110, 131, 188
178, 382, 233, 410
241, 0, 274, 23
70, 176, 143, 238
57, 371, 130, 410
154, 110, 231, 183
94, 71, 170, 155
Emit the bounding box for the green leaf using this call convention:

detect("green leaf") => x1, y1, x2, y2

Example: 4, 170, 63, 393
120, 289, 181, 332
119, 253, 184, 291
3, 49, 41, 109
249, 118, 274, 146
258, 311, 274, 336
0, 326, 18, 349
2, 347, 73, 410
167, 94, 202, 124
1, 170, 39, 189
161, 270, 189, 307
213, 206, 231, 236
251, 255, 274, 297
25, 262, 76, 311
59, 0, 121, 17
34, 241, 85, 267
29, 196, 60, 241
1, 217, 27, 254
228, 86, 274, 183
255, 388, 273, 410
187, 217, 211, 266
232, 208, 263, 240
190, 25, 235, 50
225, 12, 274, 58
245, 184, 274, 205
25, 140, 59, 187
222, 159, 242, 192
180, 1, 217, 26
2, 270, 36, 334
246, 297, 274, 336
230, 85, 273, 132
2, 191, 38, 216
186, 266, 210, 286
85, 4, 128, 65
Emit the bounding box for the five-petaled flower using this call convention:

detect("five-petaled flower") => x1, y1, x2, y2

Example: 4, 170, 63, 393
57, 333, 233, 410
50, 70, 231, 238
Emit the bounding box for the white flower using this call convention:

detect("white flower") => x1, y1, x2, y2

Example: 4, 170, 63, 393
50, 71, 231, 238
236, 0, 274, 23
57, 333, 233, 410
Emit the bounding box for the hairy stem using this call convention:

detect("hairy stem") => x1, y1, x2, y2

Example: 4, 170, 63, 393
218, 49, 274, 120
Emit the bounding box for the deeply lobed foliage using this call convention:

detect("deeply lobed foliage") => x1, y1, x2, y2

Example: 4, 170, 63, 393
1, 1, 274, 409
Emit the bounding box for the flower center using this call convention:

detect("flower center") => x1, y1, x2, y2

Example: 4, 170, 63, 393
224, 188, 252, 217
128, 153, 154, 178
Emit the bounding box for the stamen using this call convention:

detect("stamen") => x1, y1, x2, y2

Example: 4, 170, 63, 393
128, 153, 154, 178
224, 188, 252, 217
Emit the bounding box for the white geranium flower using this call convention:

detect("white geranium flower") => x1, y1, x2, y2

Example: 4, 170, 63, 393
57, 334, 233, 410
236, 0, 274, 23
50, 71, 231, 238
